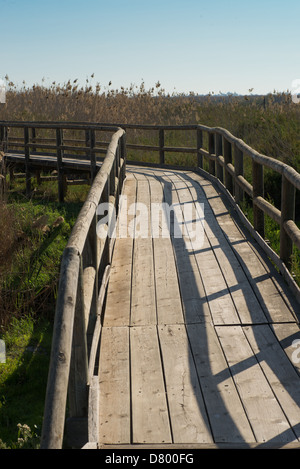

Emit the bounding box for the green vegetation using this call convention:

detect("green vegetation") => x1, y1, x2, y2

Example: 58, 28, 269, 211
0, 174, 89, 448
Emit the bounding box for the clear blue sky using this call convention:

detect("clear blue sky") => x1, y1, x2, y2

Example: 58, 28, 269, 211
1, 0, 299, 95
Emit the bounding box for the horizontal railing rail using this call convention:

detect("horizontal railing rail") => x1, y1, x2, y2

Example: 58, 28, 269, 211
1, 120, 299, 289
0, 121, 120, 202
1, 120, 299, 446
40, 127, 126, 449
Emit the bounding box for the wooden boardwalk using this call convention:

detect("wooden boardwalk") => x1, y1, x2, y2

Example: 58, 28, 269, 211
97, 166, 300, 449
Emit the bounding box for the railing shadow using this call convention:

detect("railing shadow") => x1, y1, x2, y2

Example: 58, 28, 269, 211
128, 165, 300, 447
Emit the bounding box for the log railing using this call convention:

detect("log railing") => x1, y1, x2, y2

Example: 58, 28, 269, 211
105, 123, 300, 285
1, 120, 300, 446
40, 127, 126, 449
1, 121, 299, 285
0, 121, 118, 202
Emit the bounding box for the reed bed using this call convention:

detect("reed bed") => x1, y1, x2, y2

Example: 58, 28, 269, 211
1, 77, 299, 171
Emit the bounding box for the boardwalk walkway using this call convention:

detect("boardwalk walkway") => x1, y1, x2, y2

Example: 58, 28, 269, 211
96, 167, 300, 449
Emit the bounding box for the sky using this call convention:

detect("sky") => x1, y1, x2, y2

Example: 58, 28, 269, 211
0, 0, 299, 95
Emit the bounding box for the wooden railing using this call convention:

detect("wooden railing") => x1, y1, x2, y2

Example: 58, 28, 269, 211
1, 120, 300, 446
1, 121, 299, 286
196, 125, 300, 299
39, 127, 126, 449
0, 121, 119, 201
1, 121, 299, 272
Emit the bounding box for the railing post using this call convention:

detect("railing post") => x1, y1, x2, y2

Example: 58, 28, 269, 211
223, 137, 233, 195
24, 126, 31, 197
31, 127, 37, 153
208, 131, 215, 175
40, 247, 80, 449
120, 132, 127, 181
252, 161, 265, 238
68, 258, 89, 421
215, 133, 223, 183
56, 128, 66, 203
234, 144, 244, 203
197, 128, 203, 169
0, 125, 4, 150
89, 129, 96, 182
280, 174, 295, 269
159, 128, 165, 166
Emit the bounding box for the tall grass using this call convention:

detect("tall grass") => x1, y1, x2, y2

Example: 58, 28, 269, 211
1, 77, 300, 171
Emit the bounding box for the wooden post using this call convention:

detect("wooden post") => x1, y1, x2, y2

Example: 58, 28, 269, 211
24, 126, 31, 197
197, 129, 203, 168
234, 144, 244, 203
208, 132, 215, 175
40, 247, 80, 449
280, 174, 295, 269
68, 258, 89, 419
85, 129, 90, 158
120, 132, 127, 182
252, 161, 265, 238
31, 127, 37, 153
0, 126, 4, 150
159, 128, 165, 166
223, 137, 233, 195
89, 129, 96, 182
215, 133, 223, 183
56, 128, 65, 203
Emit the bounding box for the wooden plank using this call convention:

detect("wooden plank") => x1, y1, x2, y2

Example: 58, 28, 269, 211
103, 177, 136, 326
271, 323, 300, 376
159, 173, 211, 324
158, 324, 213, 444
130, 325, 172, 444
167, 173, 240, 325
88, 376, 100, 444
98, 326, 130, 445
148, 177, 184, 325
178, 174, 268, 324
99, 441, 300, 449
216, 325, 297, 443
243, 324, 300, 439
187, 323, 256, 443
130, 176, 156, 325
191, 173, 296, 323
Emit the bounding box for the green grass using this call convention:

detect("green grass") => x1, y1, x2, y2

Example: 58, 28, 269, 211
0, 316, 52, 448
0, 175, 89, 448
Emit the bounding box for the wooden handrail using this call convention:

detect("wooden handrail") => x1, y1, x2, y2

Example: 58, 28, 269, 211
2, 120, 299, 276
1, 120, 300, 446
40, 127, 126, 449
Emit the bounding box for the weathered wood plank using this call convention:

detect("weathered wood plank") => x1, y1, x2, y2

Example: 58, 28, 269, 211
130, 176, 156, 325
99, 441, 300, 449
216, 325, 297, 443
167, 173, 241, 325
191, 172, 296, 323
271, 323, 300, 376
187, 323, 256, 443
149, 177, 184, 325
103, 177, 136, 326
158, 172, 211, 324
158, 324, 213, 444
243, 324, 300, 439
98, 326, 130, 445
130, 325, 172, 444
178, 174, 268, 324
